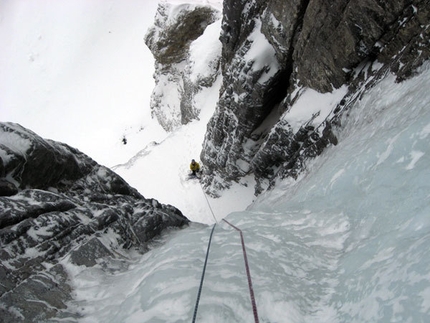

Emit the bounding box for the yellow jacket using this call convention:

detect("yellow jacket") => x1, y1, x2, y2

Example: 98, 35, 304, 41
190, 161, 200, 171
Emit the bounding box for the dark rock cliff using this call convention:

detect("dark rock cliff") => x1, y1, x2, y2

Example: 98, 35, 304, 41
0, 122, 189, 322
200, 0, 430, 195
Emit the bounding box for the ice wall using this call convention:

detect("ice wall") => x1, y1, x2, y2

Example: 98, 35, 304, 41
65, 65, 430, 322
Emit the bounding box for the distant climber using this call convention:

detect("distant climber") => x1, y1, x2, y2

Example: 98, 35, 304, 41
190, 159, 200, 176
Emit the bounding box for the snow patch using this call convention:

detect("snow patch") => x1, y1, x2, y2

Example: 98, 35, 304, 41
406, 150, 425, 170
0, 127, 32, 161
283, 86, 348, 133
420, 122, 430, 139
244, 19, 279, 84
188, 19, 222, 83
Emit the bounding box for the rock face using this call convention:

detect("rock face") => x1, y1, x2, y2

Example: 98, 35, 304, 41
199, 0, 430, 194
0, 122, 189, 322
145, 2, 222, 131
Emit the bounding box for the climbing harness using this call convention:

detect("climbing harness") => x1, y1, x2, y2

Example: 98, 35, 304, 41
222, 219, 260, 323
193, 184, 259, 322
192, 223, 216, 323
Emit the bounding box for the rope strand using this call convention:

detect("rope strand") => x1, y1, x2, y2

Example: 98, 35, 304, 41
195, 179, 258, 322
192, 223, 217, 323
222, 219, 260, 323
199, 181, 218, 223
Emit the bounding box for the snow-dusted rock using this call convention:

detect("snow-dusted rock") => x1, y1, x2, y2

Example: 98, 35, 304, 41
142, 0, 428, 196
199, 0, 430, 195
145, 2, 222, 131
0, 122, 188, 322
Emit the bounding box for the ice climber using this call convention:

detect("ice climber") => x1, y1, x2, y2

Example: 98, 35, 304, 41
190, 159, 200, 176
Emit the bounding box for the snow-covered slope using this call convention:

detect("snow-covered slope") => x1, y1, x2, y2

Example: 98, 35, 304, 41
64, 64, 430, 322
0, 0, 161, 166
112, 1, 256, 223
112, 72, 256, 224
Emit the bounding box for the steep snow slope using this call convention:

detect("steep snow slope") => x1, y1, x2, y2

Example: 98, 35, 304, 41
112, 74, 256, 224
64, 64, 430, 323
1, 0, 162, 166
112, 5, 257, 224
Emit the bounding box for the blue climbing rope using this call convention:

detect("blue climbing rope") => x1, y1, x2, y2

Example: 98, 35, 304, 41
192, 223, 217, 322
